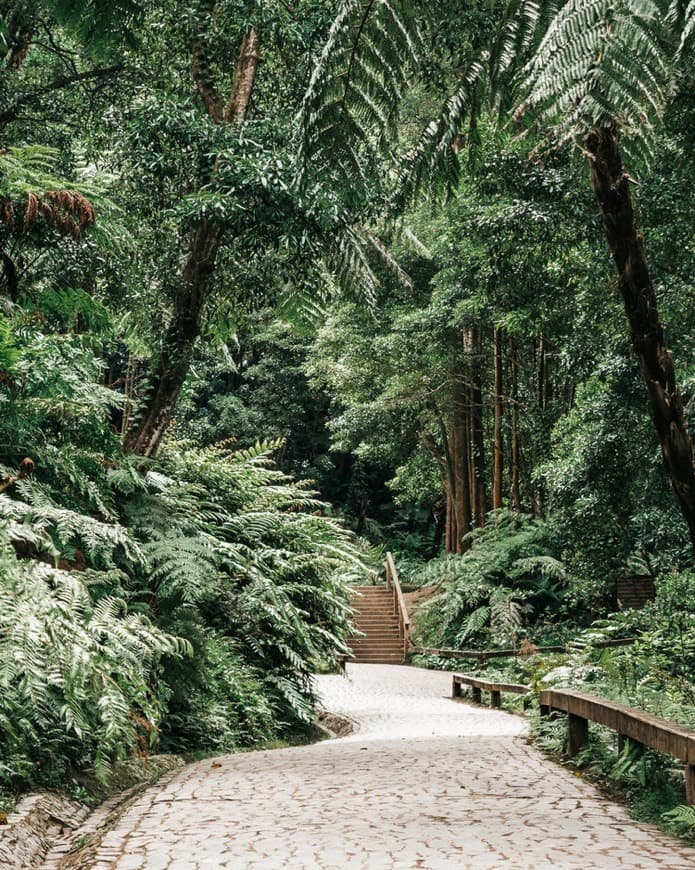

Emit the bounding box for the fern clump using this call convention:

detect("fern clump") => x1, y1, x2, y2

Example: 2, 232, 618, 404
0, 322, 364, 788
0, 526, 187, 786
411, 511, 568, 649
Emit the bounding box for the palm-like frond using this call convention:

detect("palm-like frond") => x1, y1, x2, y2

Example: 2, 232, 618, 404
0, 529, 187, 781
518, 0, 673, 161
394, 0, 557, 208
298, 0, 426, 194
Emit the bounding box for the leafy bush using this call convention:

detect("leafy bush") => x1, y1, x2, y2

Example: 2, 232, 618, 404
0, 326, 364, 792
411, 512, 567, 648
0, 527, 186, 787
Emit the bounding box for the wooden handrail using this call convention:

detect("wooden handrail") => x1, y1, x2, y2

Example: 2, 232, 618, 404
385, 551, 410, 659
540, 688, 695, 804
413, 637, 638, 663
452, 673, 529, 708
413, 645, 566, 663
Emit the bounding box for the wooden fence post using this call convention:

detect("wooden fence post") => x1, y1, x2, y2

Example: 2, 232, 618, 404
568, 714, 589, 757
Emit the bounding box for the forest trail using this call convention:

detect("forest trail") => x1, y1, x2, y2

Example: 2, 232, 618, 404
57, 664, 695, 869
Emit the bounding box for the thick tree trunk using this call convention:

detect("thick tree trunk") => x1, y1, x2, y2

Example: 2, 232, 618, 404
125, 20, 261, 455
492, 326, 504, 510
510, 338, 521, 511
587, 125, 695, 551
124, 221, 223, 456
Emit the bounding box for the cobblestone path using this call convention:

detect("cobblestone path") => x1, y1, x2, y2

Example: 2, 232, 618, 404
69, 664, 695, 869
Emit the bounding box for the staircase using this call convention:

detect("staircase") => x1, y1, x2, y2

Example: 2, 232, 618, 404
348, 586, 405, 664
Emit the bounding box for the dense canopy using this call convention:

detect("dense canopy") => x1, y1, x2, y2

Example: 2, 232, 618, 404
0, 0, 693, 840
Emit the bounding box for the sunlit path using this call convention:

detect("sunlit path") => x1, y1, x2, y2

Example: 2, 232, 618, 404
61, 664, 695, 869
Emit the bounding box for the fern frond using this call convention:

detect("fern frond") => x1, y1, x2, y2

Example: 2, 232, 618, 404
298, 0, 427, 193
518, 0, 673, 162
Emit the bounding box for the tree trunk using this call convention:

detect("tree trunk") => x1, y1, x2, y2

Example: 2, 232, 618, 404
510, 337, 521, 511
587, 125, 695, 551
466, 326, 487, 526
225, 27, 262, 123
431, 504, 445, 557
124, 222, 223, 456
492, 326, 504, 510
452, 374, 471, 553
538, 333, 546, 411
125, 19, 261, 455
445, 492, 454, 553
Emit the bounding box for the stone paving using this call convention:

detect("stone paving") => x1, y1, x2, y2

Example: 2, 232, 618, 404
64, 663, 695, 869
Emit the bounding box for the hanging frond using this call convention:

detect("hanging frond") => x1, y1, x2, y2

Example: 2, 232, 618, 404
518, 0, 673, 162
393, 0, 555, 209
298, 0, 427, 193
42, 0, 143, 52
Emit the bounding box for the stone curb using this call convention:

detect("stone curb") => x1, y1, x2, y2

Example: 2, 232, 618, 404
0, 755, 185, 869
42, 756, 185, 869
0, 792, 89, 868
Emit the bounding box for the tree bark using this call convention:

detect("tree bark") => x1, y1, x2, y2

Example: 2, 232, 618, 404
123, 220, 223, 456
124, 18, 261, 456
225, 26, 261, 123
510, 337, 521, 511
492, 326, 504, 510
538, 333, 546, 411
466, 326, 487, 526
452, 373, 472, 553
587, 125, 695, 550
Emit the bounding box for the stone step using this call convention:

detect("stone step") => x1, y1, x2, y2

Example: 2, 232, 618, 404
348, 588, 403, 664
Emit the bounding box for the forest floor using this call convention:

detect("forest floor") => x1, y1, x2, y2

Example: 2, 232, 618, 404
48, 664, 695, 869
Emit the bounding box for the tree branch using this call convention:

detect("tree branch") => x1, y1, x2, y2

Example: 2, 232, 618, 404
224, 26, 261, 123
0, 64, 124, 126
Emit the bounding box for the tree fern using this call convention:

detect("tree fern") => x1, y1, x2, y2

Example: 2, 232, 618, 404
0, 528, 187, 784
518, 0, 673, 162
298, 0, 426, 194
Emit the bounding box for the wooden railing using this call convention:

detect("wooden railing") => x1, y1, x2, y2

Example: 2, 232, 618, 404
540, 689, 695, 804
415, 645, 565, 666
413, 636, 638, 665
450, 677, 695, 804
452, 673, 529, 708
385, 551, 410, 660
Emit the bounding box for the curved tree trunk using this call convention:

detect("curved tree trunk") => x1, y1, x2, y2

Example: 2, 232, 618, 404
123, 221, 223, 456
124, 11, 261, 456
587, 125, 695, 551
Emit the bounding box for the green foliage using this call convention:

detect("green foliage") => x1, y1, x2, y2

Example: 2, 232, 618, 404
298, 0, 425, 195
540, 357, 690, 595
0, 315, 364, 790
41, 0, 144, 52
519, 0, 674, 162
412, 512, 567, 648
0, 526, 185, 786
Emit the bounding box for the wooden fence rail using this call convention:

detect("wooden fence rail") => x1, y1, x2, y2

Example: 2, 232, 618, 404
539, 688, 695, 805
452, 673, 529, 708
413, 637, 638, 665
